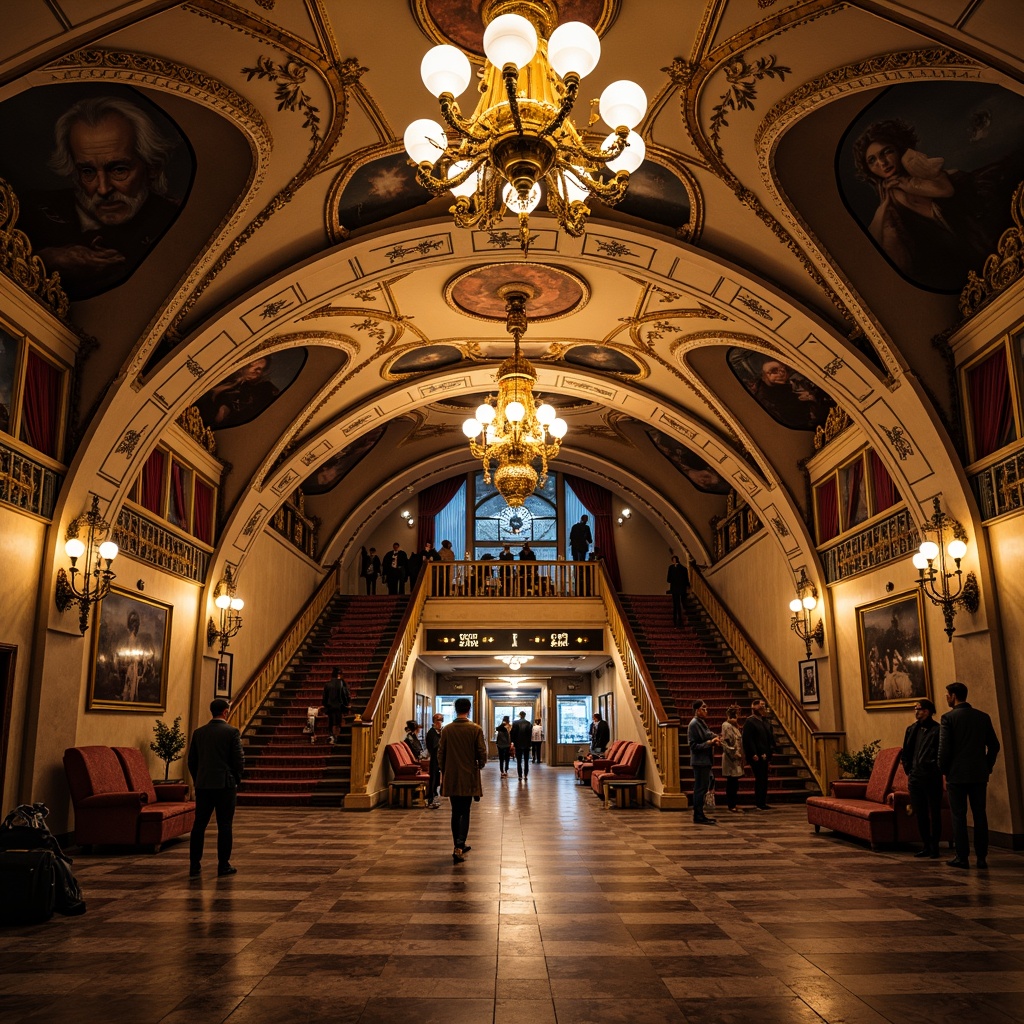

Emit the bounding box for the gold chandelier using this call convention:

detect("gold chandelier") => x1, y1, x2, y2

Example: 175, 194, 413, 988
405, 0, 647, 254
462, 288, 567, 506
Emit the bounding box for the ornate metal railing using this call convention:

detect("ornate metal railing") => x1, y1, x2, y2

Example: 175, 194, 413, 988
711, 492, 763, 562
228, 561, 340, 734
349, 571, 432, 799
970, 449, 1024, 521
819, 507, 918, 584
421, 558, 598, 597
596, 566, 680, 796
113, 507, 211, 583
0, 440, 60, 519
690, 565, 829, 793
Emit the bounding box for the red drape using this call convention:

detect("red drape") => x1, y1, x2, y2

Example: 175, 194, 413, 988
193, 479, 213, 544
170, 461, 188, 527
968, 349, 1015, 460
816, 477, 839, 543
20, 349, 61, 458
844, 456, 865, 530
140, 449, 165, 514
416, 475, 465, 551
564, 474, 621, 590
869, 450, 898, 513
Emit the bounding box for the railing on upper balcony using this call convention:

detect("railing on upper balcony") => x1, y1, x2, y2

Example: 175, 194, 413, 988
689, 564, 835, 794
421, 557, 599, 598
228, 560, 341, 734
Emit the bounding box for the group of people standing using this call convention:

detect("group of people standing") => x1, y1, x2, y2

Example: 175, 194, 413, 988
493, 712, 542, 779
687, 697, 776, 824
361, 541, 455, 595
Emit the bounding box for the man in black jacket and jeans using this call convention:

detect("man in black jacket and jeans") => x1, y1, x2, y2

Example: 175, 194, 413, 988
510, 711, 534, 780
742, 699, 776, 810
188, 698, 245, 878
939, 681, 1000, 870
901, 698, 942, 858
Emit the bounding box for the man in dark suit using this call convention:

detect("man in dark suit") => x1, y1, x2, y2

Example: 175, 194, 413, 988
939, 681, 1000, 870
188, 698, 245, 878
438, 697, 487, 863
381, 542, 408, 595
742, 698, 776, 810
900, 698, 942, 859
667, 555, 690, 627
589, 713, 610, 755
510, 711, 534, 781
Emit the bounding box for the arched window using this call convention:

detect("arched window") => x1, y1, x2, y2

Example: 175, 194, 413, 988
472, 471, 557, 559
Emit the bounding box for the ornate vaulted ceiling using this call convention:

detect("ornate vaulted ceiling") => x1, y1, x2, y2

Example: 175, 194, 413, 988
3, 0, 1021, 578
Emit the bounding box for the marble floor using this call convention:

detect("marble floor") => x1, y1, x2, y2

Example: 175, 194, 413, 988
1, 767, 1022, 1024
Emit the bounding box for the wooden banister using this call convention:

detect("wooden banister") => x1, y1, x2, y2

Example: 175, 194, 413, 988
228, 561, 341, 733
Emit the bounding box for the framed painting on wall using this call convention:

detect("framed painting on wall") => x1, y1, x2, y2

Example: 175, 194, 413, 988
857, 590, 930, 709
87, 589, 172, 712
215, 653, 232, 700
798, 659, 820, 706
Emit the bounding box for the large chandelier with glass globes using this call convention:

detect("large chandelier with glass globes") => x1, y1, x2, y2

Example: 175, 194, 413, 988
462, 287, 567, 507
404, 0, 647, 254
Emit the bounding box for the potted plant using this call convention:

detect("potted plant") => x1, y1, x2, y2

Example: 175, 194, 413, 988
150, 716, 186, 782
834, 738, 881, 780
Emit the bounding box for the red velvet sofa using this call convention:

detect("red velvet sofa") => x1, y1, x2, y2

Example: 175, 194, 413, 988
574, 739, 627, 786
385, 741, 430, 782
63, 745, 195, 852
591, 740, 645, 797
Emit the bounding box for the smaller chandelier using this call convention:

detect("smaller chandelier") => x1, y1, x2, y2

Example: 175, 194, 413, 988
55, 495, 119, 634
463, 288, 566, 506
405, 0, 647, 254
496, 655, 533, 671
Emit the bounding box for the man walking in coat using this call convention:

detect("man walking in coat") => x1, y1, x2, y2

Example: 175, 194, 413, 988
510, 710, 534, 781
939, 681, 1000, 869
438, 697, 487, 863
688, 699, 721, 824
901, 698, 942, 858
742, 698, 776, 810
188, 698, 245, 878
667, 554, 689, 627
322, 668, 350, 745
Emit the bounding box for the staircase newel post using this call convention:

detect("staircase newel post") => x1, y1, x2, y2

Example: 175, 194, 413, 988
344, 715, 374, 809
813, 732, 844, 796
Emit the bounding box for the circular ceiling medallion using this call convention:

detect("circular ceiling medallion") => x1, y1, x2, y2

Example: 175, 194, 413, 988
446, 264, 589, 323
414, 0, 615, 57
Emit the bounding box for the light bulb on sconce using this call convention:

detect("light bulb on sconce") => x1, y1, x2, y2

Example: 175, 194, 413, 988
787, 568, 824, 659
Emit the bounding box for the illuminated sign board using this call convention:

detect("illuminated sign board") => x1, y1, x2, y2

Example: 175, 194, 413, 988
424, 628, 604, 653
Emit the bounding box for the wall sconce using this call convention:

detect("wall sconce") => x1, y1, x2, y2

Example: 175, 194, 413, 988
401, 509, 415, 528
207, 567, 244, 654
55, 495, 119, 634
788, 567, 824, 659
617, 507, 631, 525
911, 497, 979, 641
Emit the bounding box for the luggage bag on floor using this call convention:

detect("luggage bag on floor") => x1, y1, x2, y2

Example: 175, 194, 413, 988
0, 848, 56, 925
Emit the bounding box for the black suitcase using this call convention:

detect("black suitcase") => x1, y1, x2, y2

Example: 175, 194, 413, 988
0, 849, 57, 925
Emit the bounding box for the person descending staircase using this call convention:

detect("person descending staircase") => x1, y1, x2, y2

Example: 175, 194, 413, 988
237, 594, 408, 807
619, 593, 818, 806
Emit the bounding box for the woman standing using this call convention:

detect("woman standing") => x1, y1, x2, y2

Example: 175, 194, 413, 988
404, 720, 427, 762
721, 705, 745, 813
495, 715, 512, 777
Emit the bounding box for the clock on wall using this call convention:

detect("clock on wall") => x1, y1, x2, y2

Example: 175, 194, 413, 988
499, 505, 532, 536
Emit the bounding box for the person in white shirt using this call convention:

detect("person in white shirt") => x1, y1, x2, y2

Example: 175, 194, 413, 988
531, 719, 544, 764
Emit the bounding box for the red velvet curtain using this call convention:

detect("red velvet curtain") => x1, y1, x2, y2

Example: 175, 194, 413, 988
816, 477, 839, 543
968, 349, 1015, 460
564, 474, 621, 590
416, 475, 466, 551
169, 461, 189, 527
844, 456, 865, 530
193, 479, 213, 544
19, 349, 61, 458
140, 449, 165, 513
869, 450, 898, 513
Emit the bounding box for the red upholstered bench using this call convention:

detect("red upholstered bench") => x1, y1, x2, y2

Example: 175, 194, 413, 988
574, 738, 627, 786
63, 745, 195, 852
591, 740, 645, 798
385, 742, 429, 806
805, 746, 903, 850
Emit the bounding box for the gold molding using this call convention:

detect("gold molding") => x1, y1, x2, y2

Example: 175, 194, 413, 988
0, 177, 70, 320
960, 181, 1024, 319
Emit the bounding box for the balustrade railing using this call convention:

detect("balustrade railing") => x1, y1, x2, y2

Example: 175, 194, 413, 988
690, 565, 829, 793
228, 561, 340, 733
422, 558, 598, 598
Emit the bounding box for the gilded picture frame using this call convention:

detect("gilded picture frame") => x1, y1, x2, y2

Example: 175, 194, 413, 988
87, 589, 172, 712
857, 590, 930, 709
798, 658, 820, 706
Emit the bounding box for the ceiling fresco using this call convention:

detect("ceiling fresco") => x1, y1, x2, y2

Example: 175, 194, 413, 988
195, 349, 308, 430
726, 348, 836, 432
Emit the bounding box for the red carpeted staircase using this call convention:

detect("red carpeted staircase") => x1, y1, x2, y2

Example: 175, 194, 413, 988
237, 595, 408, 807
619, 593, 819, 805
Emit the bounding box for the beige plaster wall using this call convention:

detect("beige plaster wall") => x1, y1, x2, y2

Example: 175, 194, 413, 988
0, 505, 49, 816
